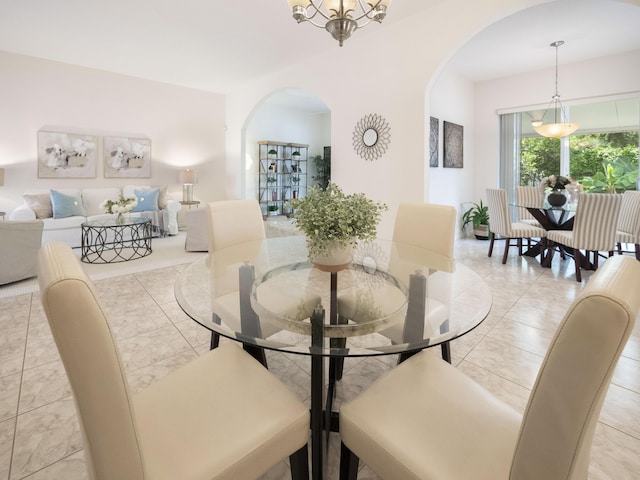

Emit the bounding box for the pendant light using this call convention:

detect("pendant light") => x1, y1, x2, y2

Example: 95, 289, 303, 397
533, 41, 579, 138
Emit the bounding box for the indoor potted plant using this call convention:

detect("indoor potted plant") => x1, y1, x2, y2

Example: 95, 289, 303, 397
461, 200, 490, 240
291, 182, 387, 271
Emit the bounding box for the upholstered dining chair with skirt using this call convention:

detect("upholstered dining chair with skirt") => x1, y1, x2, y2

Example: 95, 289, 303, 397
338, 254, 640, 480
485, 188, 547, 264
516, 185, 545, 227
615, 190, 640, 260
337, 202, 457, 363
546, 192, 622, 282
37, 242, 310, 480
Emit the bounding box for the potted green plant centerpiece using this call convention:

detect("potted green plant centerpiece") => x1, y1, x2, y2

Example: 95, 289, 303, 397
292, 182, 387, 271
461, 200, 490, 240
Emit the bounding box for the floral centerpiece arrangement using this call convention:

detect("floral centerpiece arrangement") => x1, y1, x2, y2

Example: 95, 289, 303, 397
540, 174, 571, 192
100, 194, 138, 222
292, 182, 387, 269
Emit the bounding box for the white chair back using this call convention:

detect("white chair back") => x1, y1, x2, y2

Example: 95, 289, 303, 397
511, 255, 639, 479
572, 193, 622, 251
617, 190, 640, 239
393, 203, 456, 258
516, 186, 544, 222
485, 188, 511, 237
38, 243, 145, 479
207, 200, 266, 253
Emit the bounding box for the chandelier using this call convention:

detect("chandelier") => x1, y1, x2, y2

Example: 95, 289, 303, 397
287, 0, 391, 47
533, 40, 579, 138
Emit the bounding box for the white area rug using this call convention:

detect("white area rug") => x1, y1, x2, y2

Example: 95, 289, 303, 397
0, 233, 207, 298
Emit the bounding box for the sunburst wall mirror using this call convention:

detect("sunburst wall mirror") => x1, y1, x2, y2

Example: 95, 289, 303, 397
352, 113, 390, 161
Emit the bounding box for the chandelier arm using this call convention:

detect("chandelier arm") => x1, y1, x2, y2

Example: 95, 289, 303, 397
305, 0, 332, 22
352, 0, 381, 21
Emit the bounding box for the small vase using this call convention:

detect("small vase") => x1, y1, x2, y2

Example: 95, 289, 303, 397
116, 213, 127, 224
311, 241, 354, 272
547, 191, 567, 207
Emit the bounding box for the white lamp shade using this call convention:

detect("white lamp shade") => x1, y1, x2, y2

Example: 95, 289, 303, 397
534, 122, 580, 138
0, 168, 4, 187
325, 0, 357, 11
178, 169, 196, 185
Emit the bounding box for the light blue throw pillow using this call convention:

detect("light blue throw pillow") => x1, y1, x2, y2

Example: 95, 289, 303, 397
132, 188, 160, 212
50, 190, 85, 219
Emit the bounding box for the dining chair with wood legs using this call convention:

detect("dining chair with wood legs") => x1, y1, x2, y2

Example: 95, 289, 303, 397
615, 190, 640, 261
546, 192, 622, 282
38, 242, 310, 480
485, 188, 546, 264
338, 254, 640, 480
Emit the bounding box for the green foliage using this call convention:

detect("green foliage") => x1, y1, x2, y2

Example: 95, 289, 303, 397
581, 157, 639, 193
461, 200, 489, 230
291, 182, 387, 258
312, 154, 331, 190
520, 132, 638, 188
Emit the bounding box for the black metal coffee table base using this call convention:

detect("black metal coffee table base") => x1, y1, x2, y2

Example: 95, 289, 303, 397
81, 219, 152, 263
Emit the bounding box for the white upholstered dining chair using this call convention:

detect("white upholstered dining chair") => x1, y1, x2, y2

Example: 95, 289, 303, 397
485, 188, 546, 264
37, 242, 310, 480
546, 192, 622, 282
338, 254, 640, 480
337, 203, 457, 363
616, 190, 640, 260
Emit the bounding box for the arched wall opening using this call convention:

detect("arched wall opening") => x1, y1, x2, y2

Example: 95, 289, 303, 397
241, 88, 331, 204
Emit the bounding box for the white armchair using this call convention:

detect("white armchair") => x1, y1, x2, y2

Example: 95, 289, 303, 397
0, 220, 43, 285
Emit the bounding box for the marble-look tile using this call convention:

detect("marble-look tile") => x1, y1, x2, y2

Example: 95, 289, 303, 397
0, 418, 15, 480
623, 334, 640, 362
21, 450, 88, 480
159, 301, 194, 325
611, 355, 640, 393
107, 303, 175, 342
464, 336, 543, 390
600, 384, 640, 439
456, 361, 530, 414
334, 357, 392, 408
23, 332, 60, 371
485, 317, 555, 357
589, 422, 640, 480
19, 360, 71, 414
116, 325, 193, 372
11, 397, 82, 479
126, 349, 199, 393
263, 352, 311, 404
172, 319, 213, 349
0, 373, 20, 422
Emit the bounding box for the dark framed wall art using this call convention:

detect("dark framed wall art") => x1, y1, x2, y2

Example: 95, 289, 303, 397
443, 121, 463, 168
429, 116, 439, 167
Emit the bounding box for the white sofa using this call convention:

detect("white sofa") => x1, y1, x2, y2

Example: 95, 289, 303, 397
10, 186, 180, 247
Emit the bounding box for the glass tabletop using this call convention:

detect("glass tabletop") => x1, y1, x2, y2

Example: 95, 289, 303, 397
175, 236, 492, 357
82, 216, 151, 228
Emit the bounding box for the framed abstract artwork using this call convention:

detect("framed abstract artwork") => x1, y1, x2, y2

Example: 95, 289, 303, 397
37, 131, 98, 178
443, 121, 463, 168
429, 116, 439, 167
103, 136, 151, 178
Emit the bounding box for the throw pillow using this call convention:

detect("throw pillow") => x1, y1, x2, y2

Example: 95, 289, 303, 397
132, 187, 160, 212
50, 189, 85, 219
23, 193, 53, 219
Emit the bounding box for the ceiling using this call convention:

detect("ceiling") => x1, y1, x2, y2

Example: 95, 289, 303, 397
0, 0, 639, 96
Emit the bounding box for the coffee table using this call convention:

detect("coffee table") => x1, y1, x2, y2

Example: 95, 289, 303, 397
81, 217, 152, 263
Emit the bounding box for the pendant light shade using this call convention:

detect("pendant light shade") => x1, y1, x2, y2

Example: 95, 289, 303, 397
533, 41, 579, 138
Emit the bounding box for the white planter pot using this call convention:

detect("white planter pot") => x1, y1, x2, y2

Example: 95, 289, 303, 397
310, 241, 354, 272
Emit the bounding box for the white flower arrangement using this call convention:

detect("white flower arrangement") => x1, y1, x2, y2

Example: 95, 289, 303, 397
100, 194, 138, 216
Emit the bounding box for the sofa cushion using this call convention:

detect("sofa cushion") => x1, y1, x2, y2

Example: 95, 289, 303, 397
51, 189, 85, 219
132, 187, 160, 212
82, 187, 121, 216
42, 216, 85, 230
23, 193, 53, 219
123, 185, 168, 209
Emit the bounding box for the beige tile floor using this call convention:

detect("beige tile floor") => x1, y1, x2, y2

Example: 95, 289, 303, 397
1, 237, 639, 479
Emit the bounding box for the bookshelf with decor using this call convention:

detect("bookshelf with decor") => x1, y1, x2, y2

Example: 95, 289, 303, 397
257, 141, 308, 217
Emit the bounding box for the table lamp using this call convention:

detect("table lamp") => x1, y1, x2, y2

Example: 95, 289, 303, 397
178, 168, 196, 202
0, 168, 4, 186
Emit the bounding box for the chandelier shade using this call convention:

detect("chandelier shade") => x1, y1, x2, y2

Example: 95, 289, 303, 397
533, 40, 579, 138
287, 0, 392, 46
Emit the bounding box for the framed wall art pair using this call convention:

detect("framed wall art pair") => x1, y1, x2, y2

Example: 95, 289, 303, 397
37, 131, 151, 179
429, 117, 463, 169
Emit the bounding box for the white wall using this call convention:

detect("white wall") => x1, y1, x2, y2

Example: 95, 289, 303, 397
244, 100, 330, 200
428, 68, 476, 228
473, 49, 640, 202
0, 51, 227, 215
225, 0, 549, 239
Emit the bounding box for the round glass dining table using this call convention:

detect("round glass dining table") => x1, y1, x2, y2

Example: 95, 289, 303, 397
175, 235, 492, 480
